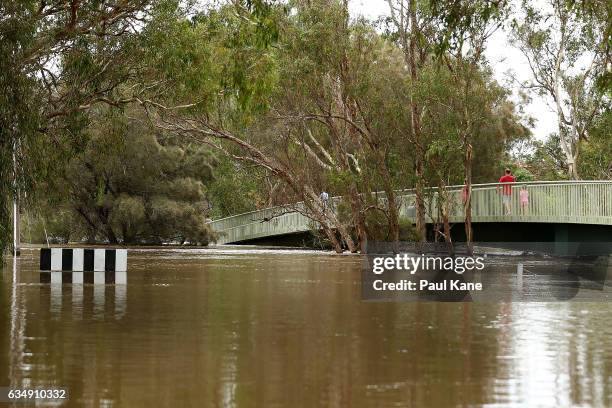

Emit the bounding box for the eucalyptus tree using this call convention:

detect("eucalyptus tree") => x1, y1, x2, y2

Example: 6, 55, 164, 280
384, 0, 509, 249
132, 1, 347, 251
147, 0, 522, 251
0, 0, 160, 256
274, 1, 415, 250
383, 0, 437, 242
140, 0, 415, 252
429, 0, 509, 251
416, 60, 528, 246
510, 0, 609, 179
383, 0, 505, 235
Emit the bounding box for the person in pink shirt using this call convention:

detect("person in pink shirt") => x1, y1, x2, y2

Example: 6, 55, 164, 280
498, 169, 515, 215
519, 186, 529, 214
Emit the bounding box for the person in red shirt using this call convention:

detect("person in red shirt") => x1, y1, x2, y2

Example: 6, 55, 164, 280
498, 169, 515, 215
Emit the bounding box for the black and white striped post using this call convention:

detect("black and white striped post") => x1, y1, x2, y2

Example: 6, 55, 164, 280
40, 248, 127, 284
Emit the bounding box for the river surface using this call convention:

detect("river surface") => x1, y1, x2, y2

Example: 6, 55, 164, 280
1, 247, 612, 407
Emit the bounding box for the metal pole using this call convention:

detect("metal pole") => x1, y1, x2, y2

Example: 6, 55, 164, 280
12, 136, 19, 257
13, 199, 18, 255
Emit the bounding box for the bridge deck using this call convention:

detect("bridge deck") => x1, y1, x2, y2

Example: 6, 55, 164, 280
209, 181, 612, 244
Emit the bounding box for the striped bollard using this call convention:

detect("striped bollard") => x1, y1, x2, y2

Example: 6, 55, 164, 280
40, 248, 127, 284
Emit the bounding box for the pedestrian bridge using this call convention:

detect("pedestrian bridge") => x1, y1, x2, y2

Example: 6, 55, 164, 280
208, 181, 612, 244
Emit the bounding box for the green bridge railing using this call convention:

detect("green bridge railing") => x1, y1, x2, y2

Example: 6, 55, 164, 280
208, 181, 612, 244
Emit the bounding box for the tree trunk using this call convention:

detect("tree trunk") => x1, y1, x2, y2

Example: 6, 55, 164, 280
415, 159, 426, 241
356, 219, 367, 253
408, 0, 426, 242
438, 184, 454, 255
464, 142, 474, 255
348, 186, 367, 253
97, 208, 117, 244
567, 155, 580, 180
551, 23, 580, 181
104, 226, 118, 244
337, 222, 357, 253
322, 225, 343, 253
376, 154, 400, 250
387, 195, 400, 251
383, 179, 400, 251
442, 211, 454, 256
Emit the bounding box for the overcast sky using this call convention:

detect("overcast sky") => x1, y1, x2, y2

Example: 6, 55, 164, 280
349, 0, 557, 141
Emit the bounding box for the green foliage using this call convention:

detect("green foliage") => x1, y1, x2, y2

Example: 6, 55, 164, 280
511, 167, 536, 182
417, 62, 530, 185
510, 0, 609, 178
207, 158, 260, 218
0, 0, 171, 256
364, 210, 390, 242
0, 4, 44, 253
399, 217, 421, 242
142, 1, 282, 117
430, 0, 508, 56
30, 108, 217, 245
22, 208, 76, 245
364, 212, 420, 242
578, 110, 612, 179
517, 135, 570, 181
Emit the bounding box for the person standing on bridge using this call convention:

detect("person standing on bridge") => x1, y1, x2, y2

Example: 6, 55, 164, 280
498, 169, 516, 215
320, 191, 330, 211
519, 186, 529, 215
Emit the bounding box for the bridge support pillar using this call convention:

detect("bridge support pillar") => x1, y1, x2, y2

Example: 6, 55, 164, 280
554, 224, 570, 257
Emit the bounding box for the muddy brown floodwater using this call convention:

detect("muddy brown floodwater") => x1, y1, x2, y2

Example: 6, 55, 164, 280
1, 247, 611, 407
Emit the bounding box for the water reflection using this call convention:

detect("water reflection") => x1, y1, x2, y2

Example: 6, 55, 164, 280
72, 284, 83, 320
8, 257, 26, 397
50, 284, 62, 317
2, 255, 129, 407
0, 248, 611, 407
37, 282, 128, 322
115, 285, 127, 319
509, 303, 610, 407
93, 285, 105, 319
